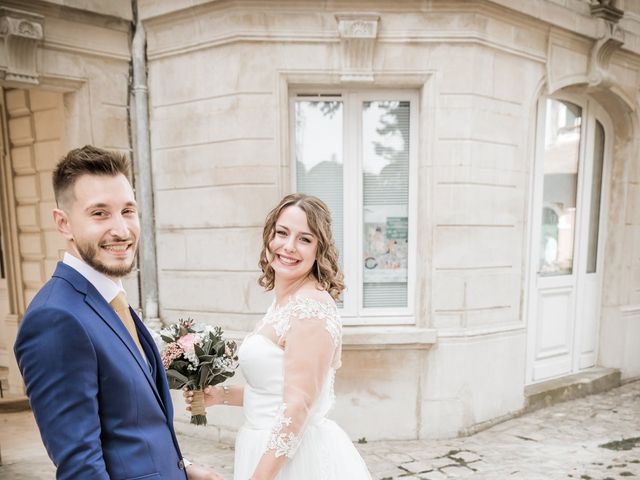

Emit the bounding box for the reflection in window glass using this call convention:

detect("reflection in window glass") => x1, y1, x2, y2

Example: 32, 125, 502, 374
295, 101, 344, 262
587, 121, 604, 274
362, 101, 410, 307
539, 99, 582, 276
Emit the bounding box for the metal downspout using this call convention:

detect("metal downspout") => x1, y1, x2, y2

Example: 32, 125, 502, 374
131, 1, 161, 330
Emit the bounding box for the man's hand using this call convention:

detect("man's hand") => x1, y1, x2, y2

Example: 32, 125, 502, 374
186, 463, 224, 480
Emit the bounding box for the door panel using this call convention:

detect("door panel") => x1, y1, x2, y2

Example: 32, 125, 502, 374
527, 96, 609, 384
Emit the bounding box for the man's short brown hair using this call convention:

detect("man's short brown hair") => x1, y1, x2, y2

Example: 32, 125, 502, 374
52, 145, 131, 208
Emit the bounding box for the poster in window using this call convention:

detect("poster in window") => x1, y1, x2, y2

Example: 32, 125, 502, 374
363, 207, 408, 283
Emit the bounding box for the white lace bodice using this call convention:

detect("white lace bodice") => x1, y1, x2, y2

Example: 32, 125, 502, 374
240, 295, 342, 459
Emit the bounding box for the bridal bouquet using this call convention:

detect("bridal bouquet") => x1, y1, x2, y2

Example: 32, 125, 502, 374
159, 318, 238, 425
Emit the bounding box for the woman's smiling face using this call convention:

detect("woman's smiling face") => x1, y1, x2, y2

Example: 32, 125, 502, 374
268, 205, 318, 284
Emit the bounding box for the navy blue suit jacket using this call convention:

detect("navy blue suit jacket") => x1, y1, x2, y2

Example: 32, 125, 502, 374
14, 262, 188, 480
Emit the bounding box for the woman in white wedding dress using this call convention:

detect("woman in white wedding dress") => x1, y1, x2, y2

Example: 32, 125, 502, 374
184, 193, 371, 480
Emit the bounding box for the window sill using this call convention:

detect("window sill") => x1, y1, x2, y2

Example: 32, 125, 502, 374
342, 326, 437, 350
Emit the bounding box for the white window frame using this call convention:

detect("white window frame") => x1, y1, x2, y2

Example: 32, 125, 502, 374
290, 89, 419, 325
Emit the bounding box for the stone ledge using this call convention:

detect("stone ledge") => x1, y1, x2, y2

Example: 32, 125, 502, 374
0, 394, 30, 413
223, 326, 438, 350
342, 326, 437, 350
524, 367, 621, 413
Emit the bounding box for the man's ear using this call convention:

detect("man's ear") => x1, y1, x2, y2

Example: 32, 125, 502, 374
53, 208, 74, 241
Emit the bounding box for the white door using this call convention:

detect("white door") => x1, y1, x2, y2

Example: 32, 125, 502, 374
527, 96, 610, 384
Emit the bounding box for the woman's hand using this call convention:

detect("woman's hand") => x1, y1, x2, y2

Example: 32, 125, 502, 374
183, 386, 222, 411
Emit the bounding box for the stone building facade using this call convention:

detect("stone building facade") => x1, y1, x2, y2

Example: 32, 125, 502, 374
1, 0, 639, 442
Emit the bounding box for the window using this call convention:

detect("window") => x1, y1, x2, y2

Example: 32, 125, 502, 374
291, 91, 417, 325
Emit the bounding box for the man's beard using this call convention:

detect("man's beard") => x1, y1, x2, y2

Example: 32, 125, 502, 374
76, 241, 137, 278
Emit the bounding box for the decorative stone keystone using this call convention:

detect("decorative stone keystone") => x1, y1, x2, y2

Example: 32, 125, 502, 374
588, 1, 625, 88
0, 7, 44, 86
336, 14, 379, 83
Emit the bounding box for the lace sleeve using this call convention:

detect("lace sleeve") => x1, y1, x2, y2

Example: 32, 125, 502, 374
251, 297, 340, 477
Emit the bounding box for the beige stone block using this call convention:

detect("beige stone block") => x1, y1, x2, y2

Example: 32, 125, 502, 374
152, 141, 278, 187
433, 183, 522, 226
158, 270, 269, 314
8, 117, 34, 146
157, 228, 262, 271
38, 172, 55, 201
13, 175, 39, 204
421, 332, 526, 438
34, 140, 64, 171
121, 275, 140, 311
43, 231, 65, 259
89, 70, 130, 106
493, 52, 543, 104
24, 289, 40, 307
19, 233, 44, 257
151, 94, 275, 150
332, 349, 420, 441
625, 183, 640, 225
11, 146, 35, 174
39, 201, 57, 229
29, 90, 61, 112
434, 140, 521, 172
5, 89, 29, 116
93, 105, 129, 149
45, 16, 130, 60
44, 259, 59, 279
16, 205, 39, 230
21, 261, 44, 285
155, 185, 279, 229
433, 225, 519, 269
160, 309, 260, 333
432, 269, 521, 319
155, 161, 278, 191
34, 109, 64, 142
437, 106, 473, 140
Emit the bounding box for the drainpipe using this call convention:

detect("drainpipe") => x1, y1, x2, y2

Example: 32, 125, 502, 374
131, 0, 161, 331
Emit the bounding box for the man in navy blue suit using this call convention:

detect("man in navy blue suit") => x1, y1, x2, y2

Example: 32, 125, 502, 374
14, 146, 221, 479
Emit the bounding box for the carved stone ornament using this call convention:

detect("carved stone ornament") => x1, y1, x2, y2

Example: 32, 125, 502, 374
588, 15, 625, 88
0, 7, 45, 86
336, 14, 380, 83
589, 0, 624, 23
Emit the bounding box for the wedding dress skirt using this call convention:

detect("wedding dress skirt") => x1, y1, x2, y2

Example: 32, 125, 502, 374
233, 333, 371, 480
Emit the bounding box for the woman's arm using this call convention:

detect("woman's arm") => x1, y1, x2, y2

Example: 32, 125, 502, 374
250, 315, 336, 480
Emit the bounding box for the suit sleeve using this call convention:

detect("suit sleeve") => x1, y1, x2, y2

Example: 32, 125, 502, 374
14, 306, 109, 479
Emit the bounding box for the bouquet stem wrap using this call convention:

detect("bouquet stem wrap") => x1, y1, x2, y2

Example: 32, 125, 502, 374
190, 389, 207, 425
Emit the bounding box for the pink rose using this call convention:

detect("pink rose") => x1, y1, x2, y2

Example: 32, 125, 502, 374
177, 333, 197, 352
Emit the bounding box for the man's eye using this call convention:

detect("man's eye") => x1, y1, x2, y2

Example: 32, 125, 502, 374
123, 209, 137, 215
92, 211, 107, 217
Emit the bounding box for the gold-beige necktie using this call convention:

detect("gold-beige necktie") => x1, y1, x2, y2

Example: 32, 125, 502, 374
110, 292, 146, 359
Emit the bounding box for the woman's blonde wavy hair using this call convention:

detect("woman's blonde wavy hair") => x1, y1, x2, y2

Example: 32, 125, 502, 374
258, 193, 345, 300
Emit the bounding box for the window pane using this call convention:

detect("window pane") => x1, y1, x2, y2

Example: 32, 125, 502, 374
587, 121, 605, 274
362, 100, 410, 308
295, 101, 344, 262
539, 99, 581, 276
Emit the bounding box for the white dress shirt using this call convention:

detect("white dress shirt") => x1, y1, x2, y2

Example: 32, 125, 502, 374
63, 252, 125, 304
62, 252, 148, 364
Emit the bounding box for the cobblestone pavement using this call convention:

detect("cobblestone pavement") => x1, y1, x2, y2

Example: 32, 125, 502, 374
1, 381, 639, 479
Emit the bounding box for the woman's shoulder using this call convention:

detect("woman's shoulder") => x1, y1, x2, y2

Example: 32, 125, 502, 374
290, 289, 337, 311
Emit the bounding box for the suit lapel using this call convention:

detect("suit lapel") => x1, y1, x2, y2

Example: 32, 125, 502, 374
83, 292, 167, 416
53, 263, 168, 417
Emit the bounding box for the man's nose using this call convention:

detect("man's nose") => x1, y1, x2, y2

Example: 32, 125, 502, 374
110, 214, 130, 238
